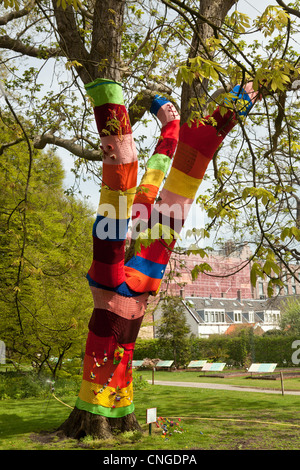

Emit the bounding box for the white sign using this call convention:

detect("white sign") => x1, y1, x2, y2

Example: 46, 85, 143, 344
146, 408, 157, 424
0, 341, 5, 365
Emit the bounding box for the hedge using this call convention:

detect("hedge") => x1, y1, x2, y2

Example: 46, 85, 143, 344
134, 335, 300, 368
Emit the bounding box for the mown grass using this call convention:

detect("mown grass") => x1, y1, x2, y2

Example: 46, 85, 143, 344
1, 375, 300, 451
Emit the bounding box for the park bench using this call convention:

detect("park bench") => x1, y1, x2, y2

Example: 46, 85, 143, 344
132, 360, 144, 368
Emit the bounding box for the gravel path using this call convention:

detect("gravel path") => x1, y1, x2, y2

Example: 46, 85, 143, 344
149, 380, 300, 395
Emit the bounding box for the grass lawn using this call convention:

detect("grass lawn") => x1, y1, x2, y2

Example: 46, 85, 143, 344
1, 380, 300, 451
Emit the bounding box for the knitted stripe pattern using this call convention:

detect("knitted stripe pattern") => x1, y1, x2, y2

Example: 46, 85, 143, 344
77, 79, 144, 417
125, 83, 258, 294
77, 79, 258, 417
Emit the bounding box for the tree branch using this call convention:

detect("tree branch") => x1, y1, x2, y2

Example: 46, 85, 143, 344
276, 0, 300, 19
33, 133, 102, 161
0, 6, 34, 25
0, 34, 60, 59
0, 137, 24, 155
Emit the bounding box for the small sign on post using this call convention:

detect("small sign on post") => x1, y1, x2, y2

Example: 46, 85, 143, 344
0, 341, 5, 365
146, 407, 157, 435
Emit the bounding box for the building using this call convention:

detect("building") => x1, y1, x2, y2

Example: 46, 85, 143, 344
141, 241, 300, 339
153, 294, 299, 339
161, 242, 300, 300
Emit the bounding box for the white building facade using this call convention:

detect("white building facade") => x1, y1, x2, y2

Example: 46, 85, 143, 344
153, 295, 289, 339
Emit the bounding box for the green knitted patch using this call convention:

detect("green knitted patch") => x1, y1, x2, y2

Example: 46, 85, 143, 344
85, 78, 124, 107
75, 397, 135, 418
147, 153, 171, 174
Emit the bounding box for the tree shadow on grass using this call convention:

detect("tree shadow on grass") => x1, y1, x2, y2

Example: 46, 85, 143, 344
0, 398, 73, 441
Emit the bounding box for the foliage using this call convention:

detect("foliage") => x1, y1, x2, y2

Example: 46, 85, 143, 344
155, 296, 191, 367
0, 368, 148, 400
279, 297, 300, 335
0, 117, 94, 376
134, 333, 300, 367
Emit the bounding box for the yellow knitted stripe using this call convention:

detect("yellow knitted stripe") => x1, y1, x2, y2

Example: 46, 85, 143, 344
163, 167, 201, 199
140, 168, 165, 188
98, 186, 136, 219
78, 379, 133, 409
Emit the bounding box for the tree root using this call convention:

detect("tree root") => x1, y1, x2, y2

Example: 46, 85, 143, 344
57, 407, 142, 440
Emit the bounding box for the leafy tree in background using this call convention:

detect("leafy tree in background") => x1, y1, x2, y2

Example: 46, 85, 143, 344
279, 297, 300, 335
0, 115, 94, 376
156, 296, 191, 367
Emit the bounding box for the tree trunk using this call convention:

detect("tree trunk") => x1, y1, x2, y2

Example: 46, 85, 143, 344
180, 0, 238, 123
57, 76, 261, 440
58, 407, 142, 440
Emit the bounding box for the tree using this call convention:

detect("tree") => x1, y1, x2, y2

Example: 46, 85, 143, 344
0, 114, 94, 376
279, 297, 300, 335
1, 0, 300, 439
156, 296, 191, 368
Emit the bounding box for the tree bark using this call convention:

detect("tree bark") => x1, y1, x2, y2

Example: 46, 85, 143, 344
180, 0, 238, 123
52, 0, 126, 84
58, 76, 261, 440
58, 407, 142, 440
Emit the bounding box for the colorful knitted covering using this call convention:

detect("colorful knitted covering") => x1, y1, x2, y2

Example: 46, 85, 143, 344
77, 79, 144, 417
124, 82, 258, 294
76, 79, 258, 418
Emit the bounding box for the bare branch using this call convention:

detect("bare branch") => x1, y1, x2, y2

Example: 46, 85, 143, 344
33, 133, 102, 161
0, 6, 34, 25
0, 34, 61, 58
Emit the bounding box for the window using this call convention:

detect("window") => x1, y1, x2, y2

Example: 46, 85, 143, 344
234, 312, 242, 322
204, 310, 224, 323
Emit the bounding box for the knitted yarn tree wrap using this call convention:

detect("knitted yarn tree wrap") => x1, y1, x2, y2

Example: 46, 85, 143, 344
76, 78, 258, 417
